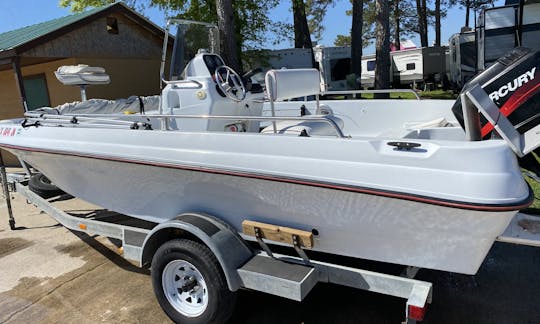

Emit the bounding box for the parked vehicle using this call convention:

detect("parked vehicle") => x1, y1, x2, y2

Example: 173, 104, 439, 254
448, 29, 477, 90
477, 0, 540, 70
250, 45, 448, 91
447, 0, 540, 90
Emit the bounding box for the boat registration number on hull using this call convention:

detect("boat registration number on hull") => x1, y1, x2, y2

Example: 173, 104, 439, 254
0, 127, 20, 137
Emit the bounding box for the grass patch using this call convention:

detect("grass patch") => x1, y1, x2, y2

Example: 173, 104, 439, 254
325, 92, 419, 100
522, 152, 540, 211
524, 172, 540, 210
418, 89, 458, 100
323, 89, 458, 100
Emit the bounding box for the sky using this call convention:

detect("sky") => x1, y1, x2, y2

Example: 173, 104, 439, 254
0, 0, 507, 55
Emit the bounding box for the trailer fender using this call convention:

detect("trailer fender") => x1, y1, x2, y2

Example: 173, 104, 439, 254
141, 212, 253, 291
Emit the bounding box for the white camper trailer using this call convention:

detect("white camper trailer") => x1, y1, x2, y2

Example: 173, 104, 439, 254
391, 46, 448, 88
313, 46, 353, 91
251, 45, 448, 91
265, 48, 314, 69
448, 30, 476, 89
360, 53, 376, 88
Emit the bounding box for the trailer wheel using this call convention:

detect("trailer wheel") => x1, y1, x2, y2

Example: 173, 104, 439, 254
151, 239, 236, 324
29, 173, 64, 198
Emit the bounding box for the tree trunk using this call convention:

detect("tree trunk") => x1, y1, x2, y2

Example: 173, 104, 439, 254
292, 0, 313, 49
416, 0, 428, 47
435, 0, 441, 46
421, 0, 428, 46
465, 0, 470, 27
374, 0, 390, 97
393, 0, 401, 50
216, 0, 241, 72
351, 0, 363, 90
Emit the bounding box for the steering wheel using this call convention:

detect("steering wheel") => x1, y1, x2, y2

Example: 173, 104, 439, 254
214, 65, 247, 101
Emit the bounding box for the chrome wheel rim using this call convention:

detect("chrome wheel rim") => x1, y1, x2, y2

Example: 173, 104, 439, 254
162, 260, 208, 317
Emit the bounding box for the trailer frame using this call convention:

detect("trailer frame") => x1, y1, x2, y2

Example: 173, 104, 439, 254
2, 172, 434, 323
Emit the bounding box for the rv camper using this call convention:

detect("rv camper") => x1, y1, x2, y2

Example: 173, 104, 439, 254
477, 0, 540, 70
250, 45, 448, 91
360, 53, 376, 89
448, 30, 476, 89
312, 46, 354, 91
264, 48, 314, 69
391, 46, 448, 88
448, 0, 540, 90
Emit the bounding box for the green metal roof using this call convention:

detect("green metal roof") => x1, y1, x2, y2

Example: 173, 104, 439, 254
0, 4, 114, 52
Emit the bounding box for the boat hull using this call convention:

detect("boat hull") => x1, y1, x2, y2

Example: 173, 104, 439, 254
9, 148, 517, 275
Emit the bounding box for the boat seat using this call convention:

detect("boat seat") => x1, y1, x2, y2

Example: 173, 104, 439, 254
54, 64, 110, 86
265, 68, 321, 101
264, 68, 344, 136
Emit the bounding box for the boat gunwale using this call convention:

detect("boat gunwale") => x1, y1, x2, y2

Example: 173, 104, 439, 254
1, 143, 533, 213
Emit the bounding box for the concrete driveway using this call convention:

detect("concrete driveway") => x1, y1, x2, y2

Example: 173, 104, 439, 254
1, 191, 539, 323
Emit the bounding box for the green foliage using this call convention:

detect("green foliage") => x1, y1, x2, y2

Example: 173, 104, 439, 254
333, 0, 465, 48
305, 0, 335, 44
392, 0, 418, 40
418, 89, 458, 99
60, 0, 144, 12
333, 1, 374, 48
525, 174, 540, 209
334, 34, 351, 46
448, 0, 495, 10
59, 0, 285, 68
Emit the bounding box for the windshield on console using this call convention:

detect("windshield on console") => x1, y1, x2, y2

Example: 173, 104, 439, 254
165, 20, 220, 81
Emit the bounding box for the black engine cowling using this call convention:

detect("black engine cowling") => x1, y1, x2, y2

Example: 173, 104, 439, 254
452, 47, 540, 176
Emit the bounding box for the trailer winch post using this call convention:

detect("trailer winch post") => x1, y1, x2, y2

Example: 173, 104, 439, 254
0, 150, 16, 230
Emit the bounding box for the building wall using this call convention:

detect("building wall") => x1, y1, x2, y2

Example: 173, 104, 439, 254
0, 58, 78, 120
0, 68, 24, 119
22, 14, 163, 60
0, 57, 162, 117
0, 57, 162, 165
78, 58, 162, 99
0, 58, 79, 165
0, 10, 169, 166
0, 68, 23, 165
23, 58, 81, 108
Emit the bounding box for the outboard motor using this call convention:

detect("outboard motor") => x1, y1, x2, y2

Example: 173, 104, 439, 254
452, 47, 540, 176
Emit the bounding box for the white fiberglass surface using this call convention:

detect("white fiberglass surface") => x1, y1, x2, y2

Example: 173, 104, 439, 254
3, 123, 530, 206
263, 99, 459, 137
6, 148, 517, 274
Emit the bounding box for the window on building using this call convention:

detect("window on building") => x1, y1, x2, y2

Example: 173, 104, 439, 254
406, 63, 416, 70
23, 74, 50, 110
367, 60, 376, 71
107, 17, 119, 34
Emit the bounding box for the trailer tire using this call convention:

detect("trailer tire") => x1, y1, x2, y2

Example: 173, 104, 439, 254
29, 173, 64, 198
151, 239, 236, 324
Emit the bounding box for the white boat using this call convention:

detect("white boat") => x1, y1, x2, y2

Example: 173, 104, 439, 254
0, 21, 538, 275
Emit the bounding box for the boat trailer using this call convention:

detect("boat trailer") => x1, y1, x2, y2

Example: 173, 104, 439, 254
2, 164, 540, 323
1, 168, 435, 323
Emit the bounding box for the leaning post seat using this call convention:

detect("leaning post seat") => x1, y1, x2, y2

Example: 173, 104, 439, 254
54, 64, 111, 101
265, 68, 322, 101
264, 68, 322, 134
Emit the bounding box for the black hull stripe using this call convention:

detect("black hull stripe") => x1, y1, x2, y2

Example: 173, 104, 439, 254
1, 143, 533, 212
